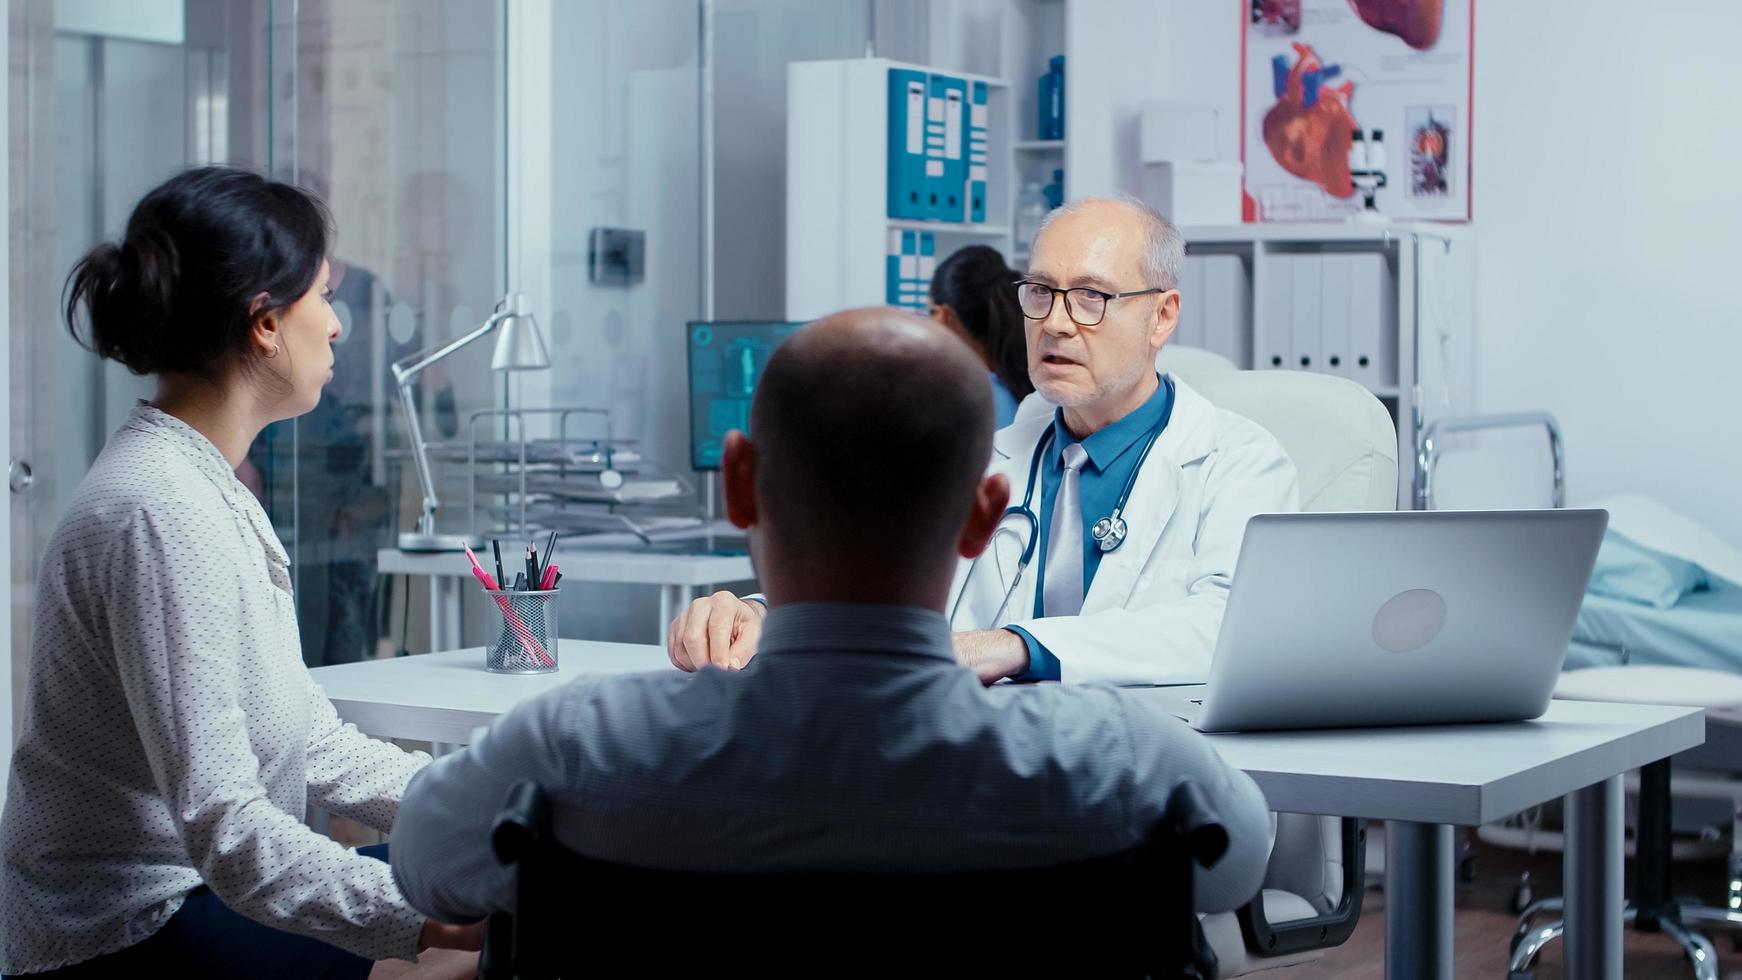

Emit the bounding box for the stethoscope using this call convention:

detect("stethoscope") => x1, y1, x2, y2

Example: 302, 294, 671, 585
950, 378, 1173, 627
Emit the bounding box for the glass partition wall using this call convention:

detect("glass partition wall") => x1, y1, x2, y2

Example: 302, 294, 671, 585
9, 0, 238, 721
258, 0, 508, 665
11, 2, 945, 700
11, 1, 718, 695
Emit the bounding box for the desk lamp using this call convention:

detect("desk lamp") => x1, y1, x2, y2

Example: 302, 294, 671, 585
392, 292, 550, 551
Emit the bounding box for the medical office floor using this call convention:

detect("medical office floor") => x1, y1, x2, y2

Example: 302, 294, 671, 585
1270, 830, 1740, 978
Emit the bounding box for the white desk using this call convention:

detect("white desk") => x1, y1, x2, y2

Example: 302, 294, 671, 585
378, 539, 754, 653
312, 645, 1704, 980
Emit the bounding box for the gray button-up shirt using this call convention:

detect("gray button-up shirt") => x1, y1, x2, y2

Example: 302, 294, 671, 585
391, 602, 1272, 921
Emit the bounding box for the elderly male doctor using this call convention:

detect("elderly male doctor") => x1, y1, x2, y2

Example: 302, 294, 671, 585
668, 195, 1298, 685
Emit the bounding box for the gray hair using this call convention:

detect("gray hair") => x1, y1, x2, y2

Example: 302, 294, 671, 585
1029, 193, 1184, 291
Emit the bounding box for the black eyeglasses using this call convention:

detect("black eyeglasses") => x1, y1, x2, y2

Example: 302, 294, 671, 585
1014, 280, 1168, 327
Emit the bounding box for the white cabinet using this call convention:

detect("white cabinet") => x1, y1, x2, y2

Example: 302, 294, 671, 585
785, 58, 1010, 321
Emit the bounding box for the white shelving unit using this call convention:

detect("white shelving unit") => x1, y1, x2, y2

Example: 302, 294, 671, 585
786, 58, 1012, 321
1001, 0, 1068, 254
887, 219, 1011, 236
1175, 222, 1476, 509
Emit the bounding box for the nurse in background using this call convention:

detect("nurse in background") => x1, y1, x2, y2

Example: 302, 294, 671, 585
928, 244, 1033, 427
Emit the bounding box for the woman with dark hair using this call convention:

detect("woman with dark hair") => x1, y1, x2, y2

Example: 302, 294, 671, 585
0, 168, 478, 979
927, 244, 1035, 427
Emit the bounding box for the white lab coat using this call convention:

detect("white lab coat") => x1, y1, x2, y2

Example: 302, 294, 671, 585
947, 375, 1300, 686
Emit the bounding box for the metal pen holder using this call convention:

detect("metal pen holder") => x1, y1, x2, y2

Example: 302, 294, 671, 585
484, 589, 560, 674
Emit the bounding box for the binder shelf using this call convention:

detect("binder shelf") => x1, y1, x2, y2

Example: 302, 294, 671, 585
1172, 222, 1476, 509
787, 58, 1010, 322
887, 219, 1011, 236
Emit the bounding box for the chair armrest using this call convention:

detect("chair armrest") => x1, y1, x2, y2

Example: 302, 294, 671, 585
491, 779, 549, 866
1236, 818, 1367, 957
1164, 779, 1230, 869
478, 913, 514, 980
1146, 780, 1226, 980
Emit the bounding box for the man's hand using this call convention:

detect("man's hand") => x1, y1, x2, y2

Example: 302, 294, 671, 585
952, 629, 1030, 685
667, 591, 767, 672
419, 919, 485, 952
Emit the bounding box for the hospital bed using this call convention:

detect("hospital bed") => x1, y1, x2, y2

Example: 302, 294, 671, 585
1422, 414, 1742, 677
1567, 585, 1742, 673
1424, 417, 1742, 976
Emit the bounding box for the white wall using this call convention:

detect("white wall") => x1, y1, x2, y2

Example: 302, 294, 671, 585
1470, 3, 1742, 543
1132, 2, 1742, 542
1152, 1, 1242, 163
707, 0, 1742, 542
709, 0, 934, 319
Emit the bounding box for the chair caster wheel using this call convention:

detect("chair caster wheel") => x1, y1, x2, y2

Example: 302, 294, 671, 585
1509, 870, 1534, 914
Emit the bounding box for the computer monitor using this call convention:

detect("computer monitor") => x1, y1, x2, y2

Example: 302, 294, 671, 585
686, 320, 804, 471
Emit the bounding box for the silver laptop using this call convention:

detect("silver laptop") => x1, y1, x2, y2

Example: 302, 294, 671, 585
1173, 509, 1608, 733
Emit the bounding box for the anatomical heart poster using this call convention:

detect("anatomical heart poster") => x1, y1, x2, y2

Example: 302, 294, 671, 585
1243, 0, 1472, 222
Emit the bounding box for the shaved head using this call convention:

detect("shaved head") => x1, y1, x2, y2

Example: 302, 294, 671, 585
744, 308, 995, 587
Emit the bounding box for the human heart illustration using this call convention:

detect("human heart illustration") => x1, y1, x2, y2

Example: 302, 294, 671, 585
1262, 43, 1357, 199
1347, 0, 1444, 50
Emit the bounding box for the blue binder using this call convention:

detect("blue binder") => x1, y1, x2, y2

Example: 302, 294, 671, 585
885, 229, 908, 306
915, 233, 936, 312
887, 69, 930, 220
885, 230, 931, 314
968, 81, 989, 223
928, 74, 969, 222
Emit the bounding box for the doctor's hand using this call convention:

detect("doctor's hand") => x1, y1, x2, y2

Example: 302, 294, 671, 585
952, 630, 1029, 685
668, 591, 767, 672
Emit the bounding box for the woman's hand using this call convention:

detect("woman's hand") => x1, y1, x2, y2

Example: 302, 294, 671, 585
419, 919, 485, 952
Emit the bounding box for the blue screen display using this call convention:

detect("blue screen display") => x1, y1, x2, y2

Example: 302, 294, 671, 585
686, 320, 803, 470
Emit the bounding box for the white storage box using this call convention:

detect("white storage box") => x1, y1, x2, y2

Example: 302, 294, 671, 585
1141, 160, 1243, 227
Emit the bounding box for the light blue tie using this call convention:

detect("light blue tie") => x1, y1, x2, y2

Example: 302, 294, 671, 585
1043, 442, 1089, 617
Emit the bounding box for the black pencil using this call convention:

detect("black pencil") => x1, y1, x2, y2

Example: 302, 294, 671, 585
492, 540, 505, 587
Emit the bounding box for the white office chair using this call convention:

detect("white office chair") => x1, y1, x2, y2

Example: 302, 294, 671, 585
1186, 369, 1397, 975
1158, 343, 1239, 381
1189, 371, 1397, 512
1013, 367, 1398, 972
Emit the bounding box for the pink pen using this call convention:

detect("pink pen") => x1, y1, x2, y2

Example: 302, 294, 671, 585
462, 546, 496, 587
539, 563, 560, 590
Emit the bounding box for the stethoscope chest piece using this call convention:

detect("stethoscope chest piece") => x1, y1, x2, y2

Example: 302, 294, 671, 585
1091, 514, 1128, 553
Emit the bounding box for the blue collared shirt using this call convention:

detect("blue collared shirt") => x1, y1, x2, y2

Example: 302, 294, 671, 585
1009, 375, 1175, 681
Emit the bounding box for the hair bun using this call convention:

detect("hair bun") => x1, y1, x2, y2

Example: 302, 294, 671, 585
119, 225, 180, 315
60, 166, 331, 379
